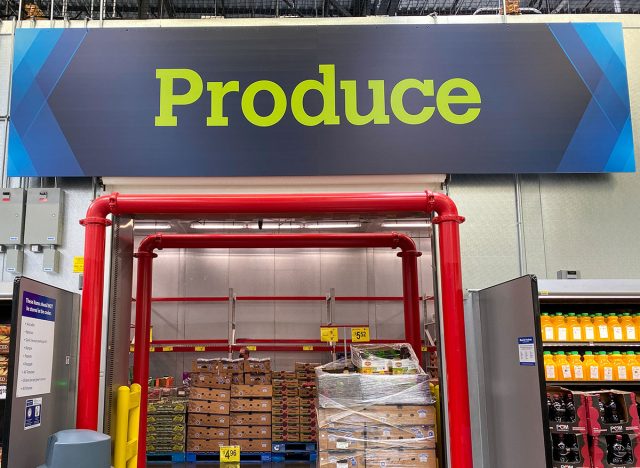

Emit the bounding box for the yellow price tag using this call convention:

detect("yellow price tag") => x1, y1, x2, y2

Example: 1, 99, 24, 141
421, 345, 428, 352
129, 345, 134, 352
220, 445, 241, 462
303, 345, 314, 351
320, 327, 339, 342
162, 346, 173, 352
539, 290, 550, 296
195, 346, 206, 352
149, 346, 155, 352
351, 327, 370, 343
246, 345, 257, 351
72, 256, 84, 273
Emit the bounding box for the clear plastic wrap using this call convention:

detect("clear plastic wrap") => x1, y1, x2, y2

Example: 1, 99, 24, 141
316, 358, 433, 407
316, 344, 437, 468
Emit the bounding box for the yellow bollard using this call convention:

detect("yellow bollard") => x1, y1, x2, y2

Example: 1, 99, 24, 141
113, 383, 141, 468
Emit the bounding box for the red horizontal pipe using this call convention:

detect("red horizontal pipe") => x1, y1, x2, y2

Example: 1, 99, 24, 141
151, 339, 228, 345
146, 296, 228, 302
237, 295, 326, 301
138, 232, 416, 253
133, 295, 430, 302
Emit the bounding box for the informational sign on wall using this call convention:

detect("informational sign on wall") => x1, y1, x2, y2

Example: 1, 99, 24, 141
8, 23, 634, 176
24, 398, 42, 430
16, 292, 56, 398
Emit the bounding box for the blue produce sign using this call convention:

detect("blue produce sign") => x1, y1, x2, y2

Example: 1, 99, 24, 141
8, 23, 634, 176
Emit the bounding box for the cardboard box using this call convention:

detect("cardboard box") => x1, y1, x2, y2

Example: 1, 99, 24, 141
319, 424, 365, 451
231, 385, 273, 398
295, 362, 321, 371
187, 427, 229, 440
590, 433, 640, 467
193, 358, 243, 373
187, 413, 230, 428
148, 413, 186, 424
187, 400, 230, 415
229, 425, 271, 439
230, 398, 272, 412
231, 374, 245, 385
245, 373, 272, 385
272, 397, 300, 408
190, 387, 231, 402
273, 433, 301, 442
318, 450, 365, 468
586, 391, 640, 436
146, 432, 186, 443
230, 412, 272, 426
190, 372, 232, 389
148, 399, 187, 414
273, 407, 301, 416
549, 432, 591, 467
318, 405, 436, 427
147, 423, 185, 434
272, 414, 300, 425
365, 424, 436, 449
271, 371, 296, 380
230, 438, 271, 452
299, 414, 317, 425
186, 439, 228, 452
273, 389, 299, 398
547, 387, 589, 434
147, 442, 185, 452
243, 359, 271, 374
365, 449, 437, 467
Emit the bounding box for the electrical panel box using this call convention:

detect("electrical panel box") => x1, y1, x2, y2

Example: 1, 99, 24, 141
24, 188, 64, 246
0, 189, 26, 246
5, 248, 23, 275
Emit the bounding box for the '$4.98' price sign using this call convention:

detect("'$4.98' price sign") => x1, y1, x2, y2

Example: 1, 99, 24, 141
220, 445, 240, 463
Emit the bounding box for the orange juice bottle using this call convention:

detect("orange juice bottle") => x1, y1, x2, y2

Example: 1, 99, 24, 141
596, 351, 613, 381
594, 313, 609, 341
583, 351, 600, 381
580, 313, 595, 342
611, 351, 628, 381
568, 351, 585, 381
541, 312, 555, 342
566, 313, 582, 342
628, 352, 640, 381
554, 351, 572, 381
553, 313, 568, 342
609, 313, 624, 342
634, 313, 640, 335
622, 312, 637, 341
544, 351, 557, 381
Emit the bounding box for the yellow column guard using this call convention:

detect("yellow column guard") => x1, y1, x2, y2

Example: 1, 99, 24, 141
114, 383, 141, 468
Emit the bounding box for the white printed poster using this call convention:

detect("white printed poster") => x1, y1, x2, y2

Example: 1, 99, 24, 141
16, 291, 56, 398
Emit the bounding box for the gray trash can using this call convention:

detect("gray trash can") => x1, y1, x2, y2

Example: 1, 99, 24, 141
37, 429, 111, 468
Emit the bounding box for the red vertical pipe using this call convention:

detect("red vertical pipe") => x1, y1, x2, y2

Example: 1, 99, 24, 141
133, 251, 155, 468
399, 250, 423, 358
76, 216, 110, 430
433, 193, 471, 468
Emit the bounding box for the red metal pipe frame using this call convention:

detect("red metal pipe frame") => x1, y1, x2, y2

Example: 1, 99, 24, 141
133, 232, 421, 466
77, 191, 471, 468
135, 295, 434, 302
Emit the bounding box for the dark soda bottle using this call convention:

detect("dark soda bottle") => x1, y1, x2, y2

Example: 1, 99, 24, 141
547, 393, 555, 422
552, 394, 566, 423
609, 434, 627, 465
569, 435, 580, 463
604, 393, 621, 424
565, 394, 576, 422
555, 434, 571, 463
625, 435, 633, 464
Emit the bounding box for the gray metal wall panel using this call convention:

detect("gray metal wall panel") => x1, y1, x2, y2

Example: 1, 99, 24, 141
0, 34, 11, 118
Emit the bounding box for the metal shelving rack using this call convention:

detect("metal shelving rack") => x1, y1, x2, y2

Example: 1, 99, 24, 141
538, 279, 640, 390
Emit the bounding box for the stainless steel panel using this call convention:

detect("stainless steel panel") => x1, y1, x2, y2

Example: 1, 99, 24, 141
5, 278, 80, 468
473, 276, 550, 468
0, 34, 11, 117
103, 217, 134, 438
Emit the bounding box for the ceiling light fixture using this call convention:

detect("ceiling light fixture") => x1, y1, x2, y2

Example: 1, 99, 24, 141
190, 222, 247, 230
306, 222, 362, 229
134, 222, 171, 231
381, 220, 431, 228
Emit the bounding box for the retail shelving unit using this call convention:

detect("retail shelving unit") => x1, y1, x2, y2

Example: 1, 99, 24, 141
538, 279, 640, 390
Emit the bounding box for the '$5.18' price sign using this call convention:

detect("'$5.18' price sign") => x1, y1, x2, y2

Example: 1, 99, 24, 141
220, 445, 240, 462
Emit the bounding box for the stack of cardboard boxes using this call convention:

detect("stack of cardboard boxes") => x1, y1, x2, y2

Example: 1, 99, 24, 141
147, 395, 188, 453
230, 359, 273, 452
187, 359, 234, 452
296, 362, 319, 443
316, 344, 437, 468
272, 370, 300, 442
